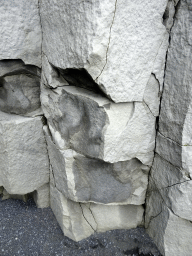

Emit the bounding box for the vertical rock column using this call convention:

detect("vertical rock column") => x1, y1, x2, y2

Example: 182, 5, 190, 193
145, 0, 192, 255
0, 0, 50, 207
40, 0, 171, 241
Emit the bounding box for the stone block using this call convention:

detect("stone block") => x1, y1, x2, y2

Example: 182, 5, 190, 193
0, 111, 49, 195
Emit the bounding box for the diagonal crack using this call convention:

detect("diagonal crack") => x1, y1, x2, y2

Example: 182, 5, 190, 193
95, 0, 118, 80
79, 203, 96, 232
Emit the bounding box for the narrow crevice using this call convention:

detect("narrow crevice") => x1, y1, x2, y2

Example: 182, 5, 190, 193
79, 203, 96, 232
37, 0, 43, 67
95, 0, 118, 80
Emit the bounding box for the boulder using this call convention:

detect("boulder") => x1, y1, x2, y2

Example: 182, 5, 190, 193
0, 111, 49, 195
50, 185, 144, 242
41, 84, 156, 166
45, 128, 149, 205
40, 0, 169, 102
146, 177, 192, 256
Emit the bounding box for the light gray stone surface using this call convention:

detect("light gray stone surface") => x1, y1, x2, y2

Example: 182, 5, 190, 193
146, 178, 192, 256
0, 60, 42, 116
0, 111, 49, 195
41, 84, 156, 166
146, 1, 192, 255
45, 129, 149, 205
0, 0, 42, 67
50, 185, 144, 242
40, 0, 169, 102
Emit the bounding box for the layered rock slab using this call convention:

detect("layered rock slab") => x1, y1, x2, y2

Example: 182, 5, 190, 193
0, 0, 42, 67
50, 185, 144, 242
40, 0, 169, 102
145, 178, 192, 256
41, 84, 156, 166
45, 127, 149, 205
0, 111, 49, 196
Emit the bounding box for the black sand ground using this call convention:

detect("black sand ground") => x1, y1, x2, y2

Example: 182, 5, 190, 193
0, 197, 161, 256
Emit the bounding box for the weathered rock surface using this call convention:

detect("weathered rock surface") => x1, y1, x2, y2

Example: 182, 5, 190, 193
0, 0, 42, 67
146, 1, 192, 255
45, 127, 149, 205
40, 0, 169, 102
146, 178, 192, 256
0, 60, 42, 116
50, 185, 144, 242
0, 111, 49, 195
41, 83, 156, 166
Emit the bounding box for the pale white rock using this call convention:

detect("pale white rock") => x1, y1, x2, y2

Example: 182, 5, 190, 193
0, 111, 49, 195
50, 185, 143, 241
146, 179, 192, 256
87, 203, 144, 233
33, 183, 50, 208
50, 185, 94, 242
150, 154, 192, 222
0, 0, 42, 67
40, 0, 168, 102
41, 84, 156, 165
45, 130, 149, 205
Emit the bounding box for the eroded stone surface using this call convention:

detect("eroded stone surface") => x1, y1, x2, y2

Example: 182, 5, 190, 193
146, 178, 192, 256
40, 0, 169, 102
0, 60, 42, 116
51, 185, 144, 242
45, 129, 149, 205
0, 111, 49, 195
41, 84, 156, 165
0, 0, 42, 67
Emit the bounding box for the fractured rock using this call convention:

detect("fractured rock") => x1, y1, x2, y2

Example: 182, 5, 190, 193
40, 0, 169, 102
50, 185, 144, 242
146, 178, 192, 256
41, 84, 156, 166
0, 111, 49, 195
45, 128, 149, 205
0, 60, 42, 116
0, 0, 42, 67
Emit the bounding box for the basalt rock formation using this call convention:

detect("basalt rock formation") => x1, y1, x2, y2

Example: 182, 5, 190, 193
0, 0, 191, 255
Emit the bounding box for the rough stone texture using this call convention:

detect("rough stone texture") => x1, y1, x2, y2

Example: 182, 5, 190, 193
0, 111, 49, 195
45, 129, 149, 205
146, 1, 192, 255
0, 60, 42, 116
0, 0, 42, 67
146, 178, 192, 256
41, 83, 156, 166
50, 185, 144, 242
33, 183, 50, 208
40, 0, 169, 102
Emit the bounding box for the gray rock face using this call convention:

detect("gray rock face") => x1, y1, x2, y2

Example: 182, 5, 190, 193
41, 82, 156, 166
146, 1, 192, 255
45, 128, 149, 205
0, 0, 42, 67
0, 60, 41, 116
